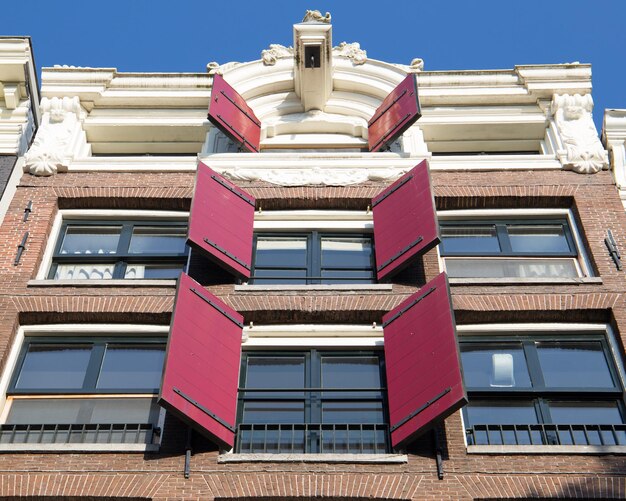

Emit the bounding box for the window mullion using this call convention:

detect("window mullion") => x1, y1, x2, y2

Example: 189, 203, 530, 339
496, 224, 512, 254
310, 232, 320, 285
82, 343, 105, 391
523, 340, 545, 389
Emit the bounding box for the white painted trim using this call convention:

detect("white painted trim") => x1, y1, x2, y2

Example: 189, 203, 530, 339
243, 337, 384, 348
20, 324, 170, 335
244, 324, 382, 337
235, 284, 392, 292
28, 279, 178, 288
467, 445, 626, 455
0, 443, 160, 453
218, 453, 407, 463
449, 277, 602, 285
36, 209, 188, 280
456, 323, 608, 333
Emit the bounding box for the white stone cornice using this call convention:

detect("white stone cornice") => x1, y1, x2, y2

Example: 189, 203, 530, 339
603, 109, 626, 208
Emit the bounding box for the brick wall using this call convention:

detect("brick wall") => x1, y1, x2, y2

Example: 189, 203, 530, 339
0, 167, 624, 499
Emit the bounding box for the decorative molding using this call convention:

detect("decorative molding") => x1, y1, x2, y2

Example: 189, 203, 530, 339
409, 58, 424, 72
23, 96, 90, 176
333, 42, 367, 66
261, 44, 294, 66
549, 93, 608, 174
302, 10, 331, 23
603, 109, 626, 209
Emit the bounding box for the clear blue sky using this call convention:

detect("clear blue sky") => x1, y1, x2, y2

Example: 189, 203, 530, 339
4, 0, 624, 131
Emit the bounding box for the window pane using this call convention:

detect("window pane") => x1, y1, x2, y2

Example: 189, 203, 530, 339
440, 225, 500, 253
537, 341, 616, 388
322, 356, 382, 388
548, 401, 624, 425
97, 344, 165, 390
460, 344, 531, 388
251, 269, 307, 284
15, 344, 91, 389
255, 237, 307, 267
322, 401, 385, 424
507, 224, 571, 253
445, 258, 578, 278
320, 269, 374, 284
59, 226, 121, 255
321, 237, 372, 268
128, 226, 187, 254
465, 401, 539, 426
54, 264, 115, 280
245, 356, 305, 398
124, 264, 184, 279
6, 397, 159, 425
242, 402, 305, 424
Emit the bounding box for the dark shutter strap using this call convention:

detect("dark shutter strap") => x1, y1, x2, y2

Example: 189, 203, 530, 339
203, 238, 251, 272
173, 387, 236, 433
382, 286, 435, 328
390, 387, 451, 432
210, 174, 255, 206
369, 89, 408, 126
190, 287, 244, 328
371, 174, 413, 208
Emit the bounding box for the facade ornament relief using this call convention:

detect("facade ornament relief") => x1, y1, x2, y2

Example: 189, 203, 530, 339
261, 44, 294, 66
550, 93, 608, 174
410, 58, 424, 72
24, 96, 90, 176
220, 166, 410, 187
302, 10, 331, 23
333, 42, 367, 66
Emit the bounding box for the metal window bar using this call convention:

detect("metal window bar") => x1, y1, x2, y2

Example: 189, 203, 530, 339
0, 423, 157, 445
466, 424, 626, 446
235, 423, 390, 454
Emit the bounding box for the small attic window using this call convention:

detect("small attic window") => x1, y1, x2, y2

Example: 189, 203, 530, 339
304, 46, 321, 68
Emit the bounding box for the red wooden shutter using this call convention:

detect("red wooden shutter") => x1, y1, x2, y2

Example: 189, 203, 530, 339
208, 73, 261, 153
372, 160, 439, 281
383, 272, 466, 448
187, 162, 255, 279
159, 272, 243, 448
368, 74, 421, 152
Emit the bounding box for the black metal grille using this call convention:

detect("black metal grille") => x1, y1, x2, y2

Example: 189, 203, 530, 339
467, 424, 626, 446
236, 423, 390, 454
0, 423, 158, 445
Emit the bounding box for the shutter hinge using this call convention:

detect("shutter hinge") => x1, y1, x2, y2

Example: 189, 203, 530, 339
377, 236, 423, 273
383, 285, 435, 328
203, 238, 251, 272
190, 286, 244, 328
173, 387, 236, 433
216, 114, 260, 153
13, 232, 28, 266
211, 174, 255, 206
23, 201, 33, 222
371, 174, 413, 208
390, 387, 451, 432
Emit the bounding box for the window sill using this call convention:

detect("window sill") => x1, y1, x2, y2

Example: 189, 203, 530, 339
218, 453, 407, 463
0, 443, 160, 453
28, 279, 178, 287
234, 284, 393, 292
449, 277, 602, 286
467, 444, 626, 455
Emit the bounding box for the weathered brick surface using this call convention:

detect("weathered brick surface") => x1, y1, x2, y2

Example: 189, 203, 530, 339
0, 167, 624, 498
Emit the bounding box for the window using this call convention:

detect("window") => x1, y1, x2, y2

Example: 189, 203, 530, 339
439, 211, 589, 279
460, 331, 626, 447
1, 335, 166, 446
251, 232, 374, 285
236, 350, 389, 453
49, 219, 188, 280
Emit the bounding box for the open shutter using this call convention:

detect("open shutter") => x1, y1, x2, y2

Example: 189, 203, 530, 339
383, 272, 466, 448
159, 272, 243, 448
368, 74, 421, 152
208, 73, 261, 153
187, 162, 255, 279
372, 160, 439, 280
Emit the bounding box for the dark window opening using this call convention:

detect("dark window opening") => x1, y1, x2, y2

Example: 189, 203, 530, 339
250, 232, 375, 285
304, 46, 321, 68
49, 220, 188, 280
236, 350, 390, 453
460, 334, 626, 446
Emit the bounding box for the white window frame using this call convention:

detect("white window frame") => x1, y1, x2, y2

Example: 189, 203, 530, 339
0, 324, 168, 452
33, 210, 189, 285
458, 322, 626, 454
437, 208, 596, 284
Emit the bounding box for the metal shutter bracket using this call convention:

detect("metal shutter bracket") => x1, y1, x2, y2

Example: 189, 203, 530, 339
189, 287, 244, 328
382, 286, 435, 328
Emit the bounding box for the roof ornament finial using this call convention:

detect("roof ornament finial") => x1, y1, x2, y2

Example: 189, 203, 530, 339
302, 10, 331, 23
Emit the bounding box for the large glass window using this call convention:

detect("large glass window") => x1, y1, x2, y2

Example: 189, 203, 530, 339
236, 350, 389, 453
251, 232, 374, 285
49, 220, 188, 280
439, 218, 584, 279
460, 334, 626, 446
3, 337, 166, 445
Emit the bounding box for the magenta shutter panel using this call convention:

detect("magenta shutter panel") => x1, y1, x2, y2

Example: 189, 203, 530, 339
368, 74, 421, 152
383, 272, 466, 448
372, 160, 439, 281
159, 272, 243, 448
208, 73, 261, 153
187, 162, 255, 278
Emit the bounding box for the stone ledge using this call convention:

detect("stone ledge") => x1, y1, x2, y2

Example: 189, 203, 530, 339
235, 284, 393, 292
218, 453, 408, 463
0, 443, 160, 453
449, 277, 602, 286
28, 279, 178, 287
468, 444, 626, 454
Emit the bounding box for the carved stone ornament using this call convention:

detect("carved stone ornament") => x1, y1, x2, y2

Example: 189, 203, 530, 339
410, 58, 424, 72
261, 44, 294, 66
333, 42, 367, 66
24, 96, 89, 176
550, 93, 609, 174
220, 166, 410, 186
302, 10, 331, 23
